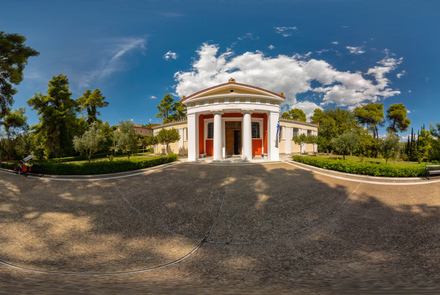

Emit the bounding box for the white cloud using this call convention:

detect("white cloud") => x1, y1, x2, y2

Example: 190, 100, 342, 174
79, 37, 146, 88
316, 49, 330, 55
238, 33, 259, 40
268, 45, 275, 50
346, 46, 365, 55
150, 95, 157, 99
275, 26, 297, 37
174, 43, 402, 113
396, 70, 406, 78
164, 51, 178, 60
407, 110, 410, 113
408, 90, 411, 93
332, 41, 339, 45
288, 100, 322, 120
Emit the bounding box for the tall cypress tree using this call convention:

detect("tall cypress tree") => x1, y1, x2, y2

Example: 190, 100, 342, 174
409, 128, 415, 160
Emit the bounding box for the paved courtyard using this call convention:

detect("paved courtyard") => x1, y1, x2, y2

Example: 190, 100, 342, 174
1, 160, 440, 294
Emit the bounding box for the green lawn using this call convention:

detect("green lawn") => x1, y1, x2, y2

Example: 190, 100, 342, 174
64, 152, 156, 164
314, 154, 423, 167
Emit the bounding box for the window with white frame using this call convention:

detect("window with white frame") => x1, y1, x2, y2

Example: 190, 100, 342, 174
207, 122, 214, 139
292, 128, 299, 137
252, 122, 260, 138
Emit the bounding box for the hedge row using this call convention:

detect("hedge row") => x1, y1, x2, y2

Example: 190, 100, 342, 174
0, 162, 17, 170
1, 154, 178, 175
293, 156, 426, 177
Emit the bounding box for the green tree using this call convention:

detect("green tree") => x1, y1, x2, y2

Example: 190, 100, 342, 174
292, 133, 317, 154
170, 101, 186, 121
281, 112, 291, 119
0, 107, 28, 165
379, 132, 400, 164
330, 132, 360, 160
72, 122, 105, 163
354, 103, 385, 157
157, 128, 180, 155
115, 120, 138, 159
27, 74, 80, 158
386, 103, 411, 133
310, 107, 360, 154
430, 122, 440, 138
0, 32, 39, 128
289, 108, 307, 122
156, 94, 187, 123
429, 122, 440, 161
97, 121, 114, 153
417, 129, 433, 163
77, 89, 109, 124
142, 134, 158, 149
358, 129, 377, 158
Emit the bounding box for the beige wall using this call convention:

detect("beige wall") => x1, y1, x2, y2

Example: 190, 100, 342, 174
280, 119, 318, 154
153, 121, 188, 155
291, 144, 300, 154
279, 140, 286, 154
305, 143, 315, 153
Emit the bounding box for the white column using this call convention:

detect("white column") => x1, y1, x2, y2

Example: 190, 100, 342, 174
213, 111, 223, 161
301, 129, 306, 153
178, 129, 184, 155
285, 127, 291, 154
187, 113, 198, 161
314, 130, 318, 153
268, 111, 280, 161
242, 111, 252, 161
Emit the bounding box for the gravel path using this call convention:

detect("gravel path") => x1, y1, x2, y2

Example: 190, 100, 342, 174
1, 161, 440, 294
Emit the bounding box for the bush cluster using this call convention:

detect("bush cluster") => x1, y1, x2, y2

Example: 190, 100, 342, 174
293, 156, 426, 177
1, 154, 178, 175
0, 162, 17, 170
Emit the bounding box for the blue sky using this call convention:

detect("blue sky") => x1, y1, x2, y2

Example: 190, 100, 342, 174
1, 0, 439, 139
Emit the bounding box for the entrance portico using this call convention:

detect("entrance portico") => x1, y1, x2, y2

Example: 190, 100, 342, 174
182, 79, 283, 162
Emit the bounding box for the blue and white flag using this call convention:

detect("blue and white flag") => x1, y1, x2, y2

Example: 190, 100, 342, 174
275, 118, 280, 148
276, 118, 280, 136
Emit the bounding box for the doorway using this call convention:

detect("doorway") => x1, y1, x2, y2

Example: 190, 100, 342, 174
225, 121, 241, 156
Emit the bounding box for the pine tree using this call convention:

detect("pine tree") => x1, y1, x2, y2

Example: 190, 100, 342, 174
27, 74, 80, 157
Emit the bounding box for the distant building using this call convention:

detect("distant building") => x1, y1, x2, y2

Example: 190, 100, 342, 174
133, 124, 152, 136
152, 79, 318, 160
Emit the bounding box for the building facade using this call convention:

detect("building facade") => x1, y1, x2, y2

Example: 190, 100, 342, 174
153, 79, 318, 161
133, 124, 153, 136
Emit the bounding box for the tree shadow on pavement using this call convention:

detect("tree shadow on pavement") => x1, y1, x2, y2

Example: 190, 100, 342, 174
1, 163, 440, 294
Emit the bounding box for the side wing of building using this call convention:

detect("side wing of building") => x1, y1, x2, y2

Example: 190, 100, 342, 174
152, 120, 188, 155
279, 119, 318, 154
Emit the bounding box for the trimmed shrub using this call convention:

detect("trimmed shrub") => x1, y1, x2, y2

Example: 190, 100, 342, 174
0, 162, 17, 170
1, 154, 178, 175
293, 155, 426, 177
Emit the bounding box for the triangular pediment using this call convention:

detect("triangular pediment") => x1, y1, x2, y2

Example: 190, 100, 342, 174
181, 82, 285, 104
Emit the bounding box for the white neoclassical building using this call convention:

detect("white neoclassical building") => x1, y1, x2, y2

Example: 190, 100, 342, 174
153, 79, 318, 161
